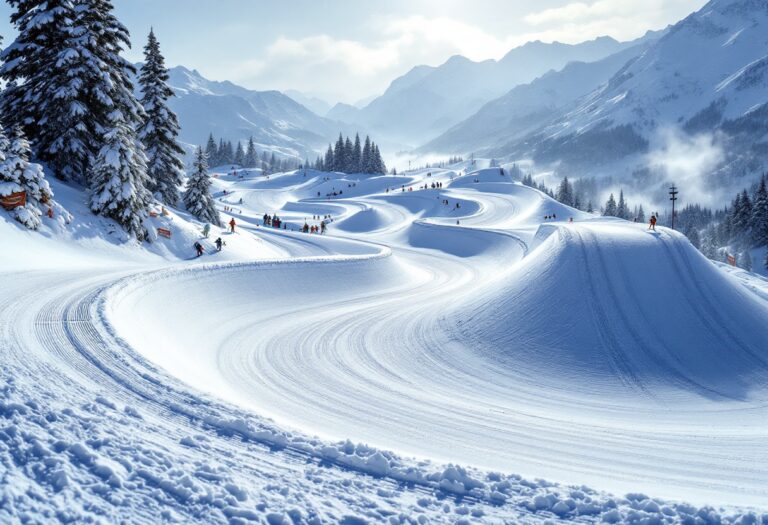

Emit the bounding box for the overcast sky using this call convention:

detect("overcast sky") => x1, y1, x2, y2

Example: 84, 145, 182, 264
0, 0, 707, 105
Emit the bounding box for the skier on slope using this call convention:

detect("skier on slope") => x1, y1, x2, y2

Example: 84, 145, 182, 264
202, 223, 211, 238
648, 215, 657, 231
229, 217, 236, 233
194, 241, 204, 257
215, 237, 223, 252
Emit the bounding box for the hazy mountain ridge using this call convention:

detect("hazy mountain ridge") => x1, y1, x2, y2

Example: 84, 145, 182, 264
331, 36, 639, 146
478, 0, 768, 192
419, 39, 660, 155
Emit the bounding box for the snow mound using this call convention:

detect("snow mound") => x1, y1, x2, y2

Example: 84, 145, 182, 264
463, 222, 768, 399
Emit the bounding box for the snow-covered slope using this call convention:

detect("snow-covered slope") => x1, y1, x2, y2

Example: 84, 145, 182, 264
335, 37, 638, 147
3, 161, 768, 522
160, 66, 355, 158
486, 0, 768, 190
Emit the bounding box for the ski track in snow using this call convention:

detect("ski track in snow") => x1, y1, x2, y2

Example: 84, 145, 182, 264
2, 165, 768, 523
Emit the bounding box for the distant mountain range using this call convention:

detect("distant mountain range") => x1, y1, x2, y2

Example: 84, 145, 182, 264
158, 66, 357, 159
326, 36, 646, 147
418, 39, 660, 155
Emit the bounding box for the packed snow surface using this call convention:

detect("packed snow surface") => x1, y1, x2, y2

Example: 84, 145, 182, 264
2, 164, 768, 524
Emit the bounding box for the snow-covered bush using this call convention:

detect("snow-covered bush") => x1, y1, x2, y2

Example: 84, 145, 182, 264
0, 126, 68, 229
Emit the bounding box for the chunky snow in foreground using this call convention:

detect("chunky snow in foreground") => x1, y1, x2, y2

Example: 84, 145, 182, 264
2, 163, 768, 524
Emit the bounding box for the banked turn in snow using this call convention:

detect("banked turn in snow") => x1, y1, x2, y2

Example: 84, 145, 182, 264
2, 164, 768, 523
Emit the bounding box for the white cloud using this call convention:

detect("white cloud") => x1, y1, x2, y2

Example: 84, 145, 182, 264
522, 0, 698, 41
210, 1, 704, 104
218, 15, 526, 103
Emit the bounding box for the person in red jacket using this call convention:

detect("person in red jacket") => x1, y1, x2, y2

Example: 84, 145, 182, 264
648, 215, 657, 231
229, 218, 236, 233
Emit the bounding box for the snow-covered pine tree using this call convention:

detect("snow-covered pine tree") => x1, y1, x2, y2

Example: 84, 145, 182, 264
0, 125, 56, 229
222, 141, 234, 165
205, 134, 218, 167
244, 137, 257, 168
361, 136, 372, 174
603, 193, 617, 216
369, 141, 377, 173
268, 152, 277, 174
217, 138, 226, 165
324, 144, 334, 172
373, 144, 386, 174
333, 134, 345, 172
343, 137, 353, 173
78, 0, 154, 238
700, 227, 718, 259
637, 204, 646, 223
616, 190, 629, 219
183, 147, 220, 226
0, 0, 97, 182
587, 200, 594, 213
751, 174, 768, 247
556, 177, 573, 207
89, 110, 152, 240
733, 190, 752, 244
234, 141, 245, 166
352, 133, 362, 174
138, 28, 185, 206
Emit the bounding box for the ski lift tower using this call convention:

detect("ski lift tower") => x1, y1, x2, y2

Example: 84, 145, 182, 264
669, 184, 678, 230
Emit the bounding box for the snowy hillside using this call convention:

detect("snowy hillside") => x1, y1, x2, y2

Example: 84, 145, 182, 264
3, 162, 768, 523
333, 36, 641, 147
159, 66, 356, 158
483, 0, 768, 192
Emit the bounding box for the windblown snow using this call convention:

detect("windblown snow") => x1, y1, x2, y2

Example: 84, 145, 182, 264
2, 163, 768, 524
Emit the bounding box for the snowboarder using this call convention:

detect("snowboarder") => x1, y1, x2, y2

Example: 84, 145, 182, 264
649, 215, 657, 231
320, 221, 326, 234
229, 218, 236, 233
194, 242, 204, 257
215, 237, 223, 251
202, 223, 211, 238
